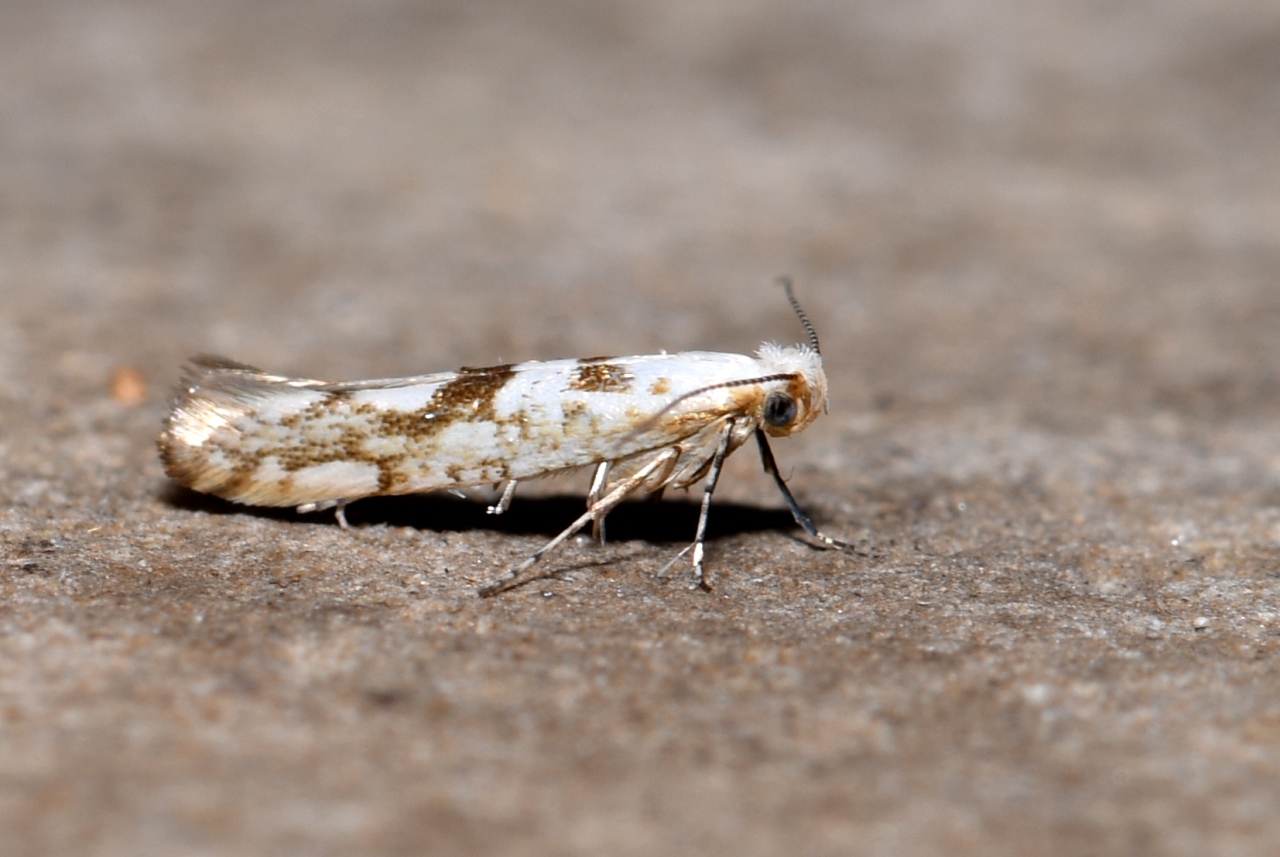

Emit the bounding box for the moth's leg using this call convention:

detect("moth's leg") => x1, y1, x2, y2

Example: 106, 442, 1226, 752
479, 448, 680, 597
588, 462, 610, 543
755, 431, 849, 549
687, 420, 735, 590
655, 542, 693, 578
642, 448, 680, 493
487, 480, 519, 516
296, 498, 352, 530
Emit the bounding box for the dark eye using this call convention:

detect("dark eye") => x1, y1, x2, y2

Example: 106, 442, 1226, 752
763, 392, 798, 427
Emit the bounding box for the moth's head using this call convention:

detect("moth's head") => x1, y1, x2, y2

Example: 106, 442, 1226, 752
754, 342, 828, 437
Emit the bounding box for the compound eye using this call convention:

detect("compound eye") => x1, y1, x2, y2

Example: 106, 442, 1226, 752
763, 392, 798, 427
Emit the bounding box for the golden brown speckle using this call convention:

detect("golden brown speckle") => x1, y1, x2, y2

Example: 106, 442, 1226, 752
570, 361, 634, 394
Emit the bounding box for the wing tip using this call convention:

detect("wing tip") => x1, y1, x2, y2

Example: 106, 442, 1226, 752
158, 355, 269, 497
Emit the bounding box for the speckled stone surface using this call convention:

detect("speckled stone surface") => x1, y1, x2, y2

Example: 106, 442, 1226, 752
3, 2, 1280, 855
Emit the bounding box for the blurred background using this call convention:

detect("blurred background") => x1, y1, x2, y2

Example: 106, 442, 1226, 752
3, 2, 1280, 855
5, 0, 1277, 417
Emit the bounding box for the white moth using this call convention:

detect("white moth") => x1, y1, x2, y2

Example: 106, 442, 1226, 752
159, 279, 844, 595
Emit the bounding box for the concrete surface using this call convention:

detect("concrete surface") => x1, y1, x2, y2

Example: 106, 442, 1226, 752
3, 1, 1280, 854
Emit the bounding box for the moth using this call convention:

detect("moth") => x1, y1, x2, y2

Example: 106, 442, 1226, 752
159, 279, 844, 595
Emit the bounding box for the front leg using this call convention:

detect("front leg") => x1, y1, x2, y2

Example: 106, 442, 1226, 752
755, 431, 849, 549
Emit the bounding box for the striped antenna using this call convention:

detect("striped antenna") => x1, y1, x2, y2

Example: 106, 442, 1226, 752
778, 277, 820, 354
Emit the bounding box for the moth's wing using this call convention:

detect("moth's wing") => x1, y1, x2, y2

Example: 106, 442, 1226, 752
186, 354, 267, 374
162, 357, 331, 498
159, 358, 536, 506
319, 368, 476, 392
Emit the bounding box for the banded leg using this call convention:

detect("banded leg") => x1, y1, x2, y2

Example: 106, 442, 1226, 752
487, 480, 519, 515
755, 431, 849, 549
588, 462, 610, 543
479, 448, 680, 596
685, 420, 735, 590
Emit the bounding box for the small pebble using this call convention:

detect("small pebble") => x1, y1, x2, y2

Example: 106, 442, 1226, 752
110, 366, 148, 405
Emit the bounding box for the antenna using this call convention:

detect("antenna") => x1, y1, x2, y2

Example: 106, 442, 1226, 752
778, 277, 820, 354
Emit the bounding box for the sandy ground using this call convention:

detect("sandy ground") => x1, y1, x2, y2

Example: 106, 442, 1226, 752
3, 1, 1280, 854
